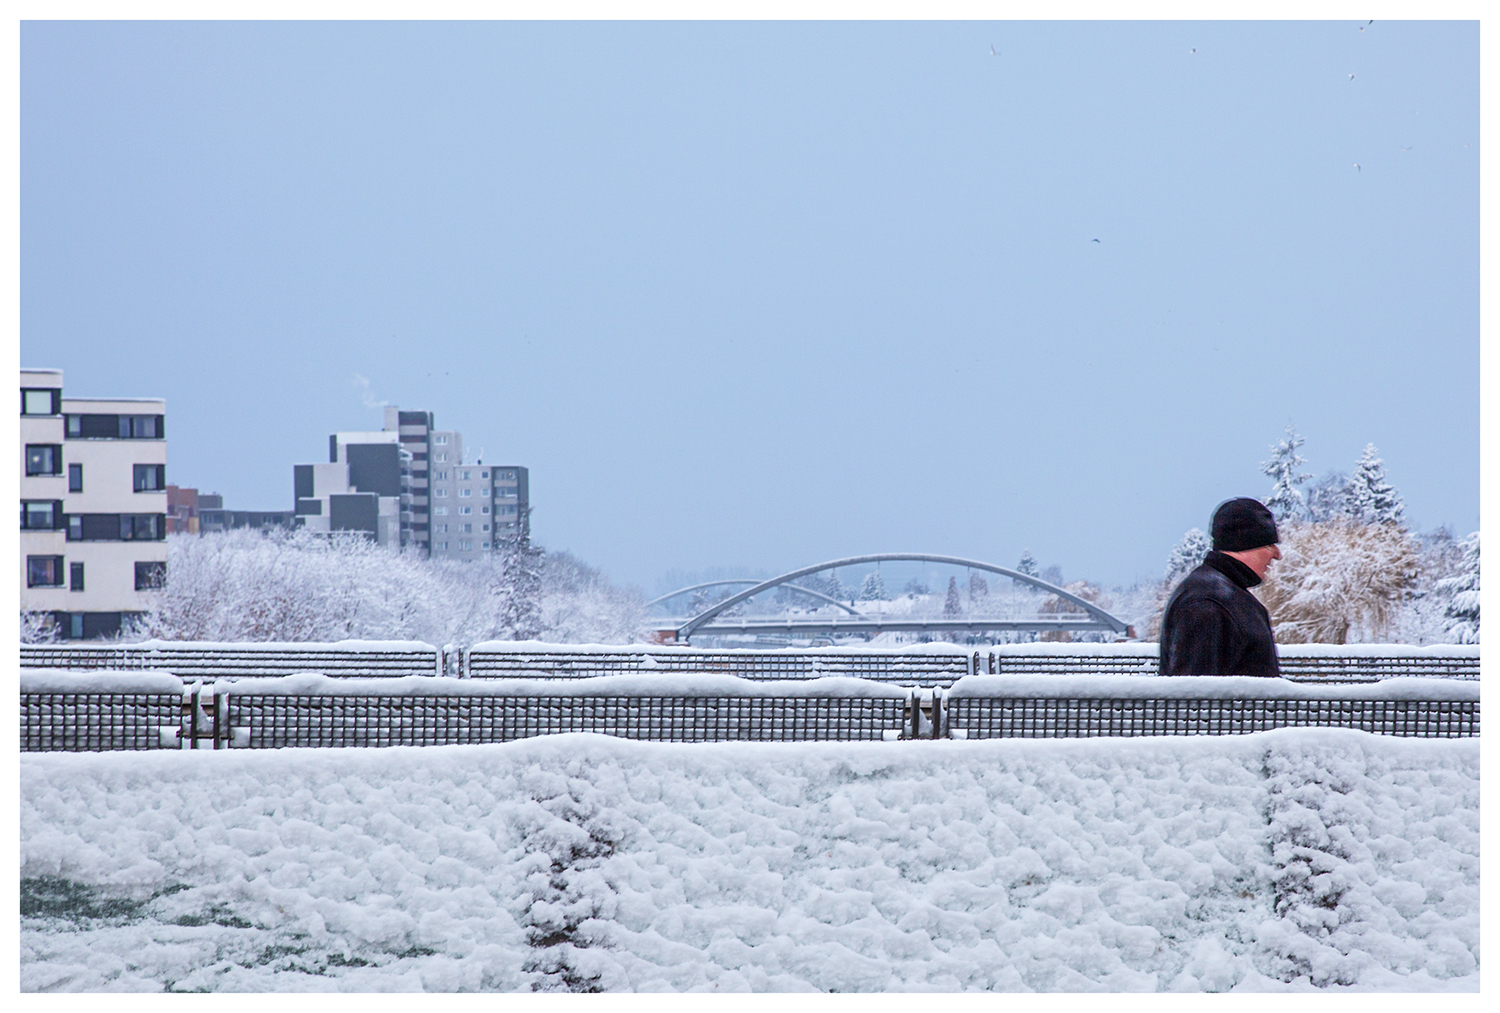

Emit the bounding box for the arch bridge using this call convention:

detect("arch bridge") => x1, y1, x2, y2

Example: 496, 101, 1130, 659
654, 553, 1133, 644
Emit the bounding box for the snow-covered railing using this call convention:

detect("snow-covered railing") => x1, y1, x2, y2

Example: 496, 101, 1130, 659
462, 641, 975, 684
18, 640, 442, 679
19, 669, 1478, 751
982, 643, 1479, 682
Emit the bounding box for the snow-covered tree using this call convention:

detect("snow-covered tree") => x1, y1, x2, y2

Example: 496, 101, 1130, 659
1014, 550, 1041, 590
901, 577, 929, 597
1261, 424, 1312, 522
1305, 471, 1353, 522
859, 571, 890, 601
1346, 443, 1404, 525
19, 611, 55, 644
1436, 531, 1479, 643
1257, 520, 1420, 643
944, 576, 962, 616
1164, 528, 1211, 583
969, 572, 989, 601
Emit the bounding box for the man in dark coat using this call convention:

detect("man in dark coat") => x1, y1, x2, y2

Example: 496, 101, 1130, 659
1159, 498, 1282, 677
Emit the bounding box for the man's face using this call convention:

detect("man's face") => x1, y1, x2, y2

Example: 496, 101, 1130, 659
1234, 543, 1282, 579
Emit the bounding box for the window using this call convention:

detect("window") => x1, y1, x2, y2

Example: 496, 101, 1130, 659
64, 414, 164, 439
67, 513, 165, 541
437, 541, 448, 550
437, 453, 448, 462
118, 415, 160, 439
480, 470, 488, 479
26, 555, 64, 587
22, 388, 60, 415
459, 506, 472, 515
434, 506, 447, 516
68, 463, 82, 492
70, 562, 84, 591
133, 464, 166, 492
25, 445, 61, 476
482, 523, 490, 532
460, 470, 470, 480
500, 471, 514, 480
435, 435, 448, 445
460, 540, 472, 550
482, 487, 490, 497
135, 560, 166, 590
481, 506, 490, 515
433, 470, 447, 481
460, 488, 471, 497
497, 504, 518, 515
462, 523, 472, 533
437, 524, 447, 533
21, 500, 63, 530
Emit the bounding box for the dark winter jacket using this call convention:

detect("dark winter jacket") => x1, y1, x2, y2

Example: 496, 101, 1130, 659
1159, 551, 1281, 677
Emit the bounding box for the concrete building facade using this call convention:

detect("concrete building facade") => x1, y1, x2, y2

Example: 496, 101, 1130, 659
21, 368, 168, 640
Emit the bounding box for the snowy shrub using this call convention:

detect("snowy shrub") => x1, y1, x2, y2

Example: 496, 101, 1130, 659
122, 529, 646, 645
1257, 521, 1420, 644
1436, 531, 1479, 643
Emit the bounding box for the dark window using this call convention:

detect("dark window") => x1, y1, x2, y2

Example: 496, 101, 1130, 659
26, 555, 64, 587
68, 463, 83, 492
70, 614, 83, 639
70, 562, 84, 591
65, 414, 164, 439
133, 464, 166, 492
22, 388, 61, 415
67, 513, 165, 541
135, 560, 166, 590
25, 445, 61, 476
21, 500, 63, 530
412, 452, 428, 461
398, 411, 431, 426
64, 612, 125, 640
296, 498, 322, 515
294, 464, 314, 500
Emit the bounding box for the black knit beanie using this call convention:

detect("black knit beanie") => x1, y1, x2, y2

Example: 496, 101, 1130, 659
1211, 498, 1279, 552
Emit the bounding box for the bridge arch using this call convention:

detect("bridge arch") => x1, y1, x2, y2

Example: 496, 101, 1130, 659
647, 579, 865, 616
676, 553, 1130, 641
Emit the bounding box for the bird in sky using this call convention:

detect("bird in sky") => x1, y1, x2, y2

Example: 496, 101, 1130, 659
1354, 163, 1361, 172
1401, 146, 1413, 152
1190, 47, 1197, 54
1091, 238, 1101, 243
1360, 20, 1373, 31
1349, 73, 1356, 82
990, 44, 999, 56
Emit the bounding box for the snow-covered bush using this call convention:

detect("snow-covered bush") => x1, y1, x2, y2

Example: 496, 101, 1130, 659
1436, 531, 1479, 643
1257, 521, 1420, 644
118, 529, 646, 645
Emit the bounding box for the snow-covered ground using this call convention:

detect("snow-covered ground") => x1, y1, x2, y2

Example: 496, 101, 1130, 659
21, 731, 1477, 992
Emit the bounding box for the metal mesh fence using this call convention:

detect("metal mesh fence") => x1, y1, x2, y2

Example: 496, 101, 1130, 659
21, 693, 181, 751
945, 697, 1479, 738
465, 650, 969, 684
20, 644, 441, 679
222, 695, 908, 747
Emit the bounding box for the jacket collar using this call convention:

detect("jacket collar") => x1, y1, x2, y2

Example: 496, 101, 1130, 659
1204, 550, 1262, 589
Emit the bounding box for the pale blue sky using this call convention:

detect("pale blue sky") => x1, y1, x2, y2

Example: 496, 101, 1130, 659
21, 20, 1478, 591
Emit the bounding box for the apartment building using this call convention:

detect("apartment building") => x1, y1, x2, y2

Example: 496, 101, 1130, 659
21, 368, 168, 639
170, 486, 293, 534
292, 430, 408, 545
385, 407, 432, 553
429, 460, 529, 560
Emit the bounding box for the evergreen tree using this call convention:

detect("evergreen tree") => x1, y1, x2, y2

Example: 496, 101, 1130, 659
1305, 471, 1353, 522
859, 571, 890, 601
901, 577, 929, 597
969, 572, 989, 601
944, 576, 962, 617
1014, 549, 1040, 590
1437, 531, 1479, 643
1347, 443, 1404, 525
1261, 424, 1312, 522
1164, 528, 1211, 583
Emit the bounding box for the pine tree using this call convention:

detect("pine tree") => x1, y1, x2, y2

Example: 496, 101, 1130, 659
1347, 443, 1404, 525
901, 577, 929, 597
1261, 424, 1312, 522
1164, 528, 1211, 583
1015, 549, 1040, 590
1437, 531, 1479, 643
944, 576, 962, 616
969, 572, 989, 601
1306, 471, 1353, 522
859, 571, 890, 601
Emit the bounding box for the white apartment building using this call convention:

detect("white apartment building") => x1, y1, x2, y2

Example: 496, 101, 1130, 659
21, 368, 168, 640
